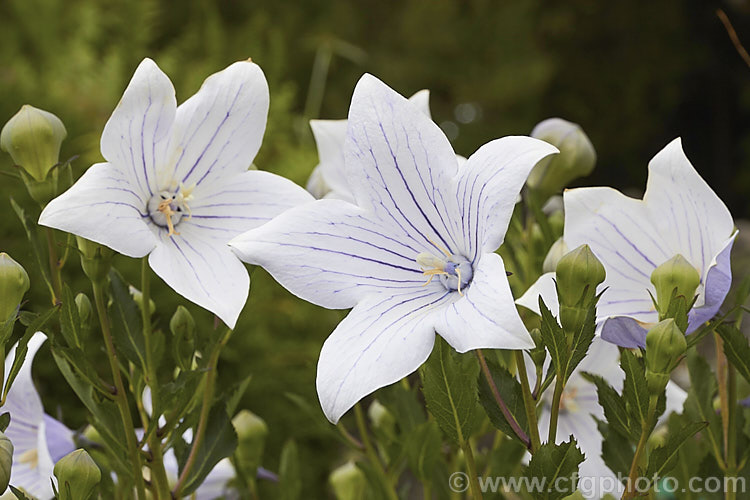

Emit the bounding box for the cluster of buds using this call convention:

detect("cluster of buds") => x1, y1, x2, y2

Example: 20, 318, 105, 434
555, 244, 606, 335
1, 105, 67, 205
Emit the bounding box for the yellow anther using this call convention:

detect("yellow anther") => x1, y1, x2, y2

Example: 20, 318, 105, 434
559, 387, 579, 413
158, 198, 180, 236
19, 448, 38, 469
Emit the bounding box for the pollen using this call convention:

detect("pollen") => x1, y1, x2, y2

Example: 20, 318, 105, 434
19, 448, 38, 469
415, 246, 472, 295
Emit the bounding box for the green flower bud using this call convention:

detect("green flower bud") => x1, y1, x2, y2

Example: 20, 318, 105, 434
645, 319, 686, 394
232, 410, 268, 479
1, 105, 66, 182
368, 400, 396, 434
529, 327, 546, 366
170, 306, 196, 370
128, 285, 156, 317
53, 449, 101, 500
329, 461, 366, 500
555, 245, 605, 333
76, 236, 113, 284
543, 238, 569, 273
0, 432, 13, 494
528, 118, 596, 198
0, 253, 30, 322
75, 293, 93, 332
650, 254, 700, 318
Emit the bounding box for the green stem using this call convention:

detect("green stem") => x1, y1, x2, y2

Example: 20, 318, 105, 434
44, 227, 62, 304
140, 260, 170, 499
92, 281, 147, 499
515, 351, 541, 453
460, 438, 483, 500
623, 395, 658, 499
547, 376, 565, 444
354, 403, 398, 500
476, 350, 531, 448
172, 328, 232, 497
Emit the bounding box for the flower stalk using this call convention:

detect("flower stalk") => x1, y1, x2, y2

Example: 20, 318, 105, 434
353, 403, 399, 500
514, 350, 541, 452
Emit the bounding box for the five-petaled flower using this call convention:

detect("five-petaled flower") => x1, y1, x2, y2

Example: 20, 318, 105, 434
39, 58, 313, 328
230, 74, 557, 422
2, 333, 76, 500
519, 139, 736, 347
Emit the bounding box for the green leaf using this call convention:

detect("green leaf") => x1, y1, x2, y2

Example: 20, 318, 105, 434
538, 296, 568, 380
582, 373, 633, 440
420, 337, 479, 444
404, 420, 442, 481
684, 349, 723, 462
0, 413, 9, 432
59, 284, 83, 349
565, 297, 597, 380
717, 324, 750, 385
526, 439, 584, 500
3, 307, 57, 398
477, 360, 528, 445
108, 269, 147, 373
10, 197, 53, 295
378, 383, 426, 434
177, 405, 238, 496
8, 486, 34, 500
597, 420, 633, 479
279, 439, 301, 500
620, 349, 649, 429
225, 374, 252, 416
646, 421, 707, 479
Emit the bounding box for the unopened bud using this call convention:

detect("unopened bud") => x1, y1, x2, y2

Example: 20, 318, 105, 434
75, 293, 93, 332
233, 410, 268, 479
128, 285, 155, 317
76, 236, 113, 284
170, 306, 196, 370
368, 400, 395, 434
555, 245, 605, 333
543, 238, 569, 273
645, 319, 686, 394
528, 118, 596, 198
650, 255, 700, 318
0, 253, 30, 322
53, 449, 101, 500
329, 461, 366, 500
0, 432, 13, 494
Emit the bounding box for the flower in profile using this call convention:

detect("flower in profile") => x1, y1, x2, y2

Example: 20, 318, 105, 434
39, 58, 313, 327
307, 89, 435, 202
519, 139, 736, 347
527, 337, 686, 499
230, 74, 557, 422
1, 332, 76, 499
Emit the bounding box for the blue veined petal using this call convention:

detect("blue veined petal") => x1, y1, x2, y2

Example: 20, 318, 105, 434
184, 169, 314, 241
689, 233, 736, 331
455, 136, 557, 260
164, 61, 269, 188
149, 226, 249, 329
100, 58, 176, 197
316, 288, 451, 423
230, 199, 435, 310
435, 253, 533, 351
43, 415, 75, 464
39, 162, 158, 258
344, 74, 463, 257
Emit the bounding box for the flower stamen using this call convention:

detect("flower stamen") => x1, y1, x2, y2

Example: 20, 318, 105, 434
157, 197, 180, 236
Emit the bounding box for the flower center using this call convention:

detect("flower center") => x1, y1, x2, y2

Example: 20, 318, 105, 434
147, 183, 195, 237
416, 247, 473, 294
558, 386, 579, 414
19, 448, 38, 469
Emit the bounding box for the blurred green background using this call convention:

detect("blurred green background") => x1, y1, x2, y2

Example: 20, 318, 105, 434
2, 0, 750, 494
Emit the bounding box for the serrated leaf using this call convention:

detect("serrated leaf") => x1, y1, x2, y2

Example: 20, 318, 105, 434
279, 439, 301, 500
177, 405, 238, 496
527, 439, 584, 500
108, 269, 147, 373
539, 296, 567, 380
597, 420, 633, 479
3, 307, 57, 398
646, 421, 707, 480
421, 337, 479, 444
620, 349, 649, 429
583, 373, 633, 441
565, 298, 597, 380
477, 360, 528, 445
717, 324, 750, 385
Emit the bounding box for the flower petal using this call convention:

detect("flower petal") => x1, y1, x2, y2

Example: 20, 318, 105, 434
43, 415, 75, 463
408, 89, 432, 119
100, 58, 176, 197
39, 162, 157, 258
316, 290, 450, 423
457, 136, 558, 258
230, 199, 430, 309
689, 233, 736, 330
345, 74, 462, 256
184, 169, 313, 241
516, 272, 559, 317
149, 228, 249, 328
435, 253, 533, 351
166, 61, 269, 187
310, 119, 350, 196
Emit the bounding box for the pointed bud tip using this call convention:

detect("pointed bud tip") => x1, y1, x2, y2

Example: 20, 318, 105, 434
1, 105, 66, 182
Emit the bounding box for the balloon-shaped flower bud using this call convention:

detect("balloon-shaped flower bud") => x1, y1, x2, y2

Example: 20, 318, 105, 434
555, 244, 605, 333
128, 285, 155, 317
367, 400, 396, 435
232, 410, 268, 480
170, 305, 196, 370
0, 432, 13, 494
645, 319, 686, 394
76, 236, 113, 284
329, 461, 366, 500
543, 238, 569, 273
1, 105, 67, 205
650, 254, 700, 319
0, 252, 30, 322
53, 449, 101, 500
527, 118, 596, 199
75, 292, 93, 334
